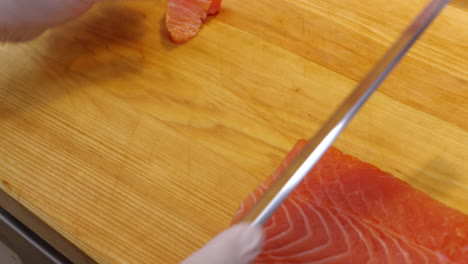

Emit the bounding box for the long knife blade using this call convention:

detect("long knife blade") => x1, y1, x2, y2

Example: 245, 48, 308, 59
242, 0, 450, 226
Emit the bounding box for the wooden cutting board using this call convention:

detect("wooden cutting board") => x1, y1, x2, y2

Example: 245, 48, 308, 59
0, 0, 467, 263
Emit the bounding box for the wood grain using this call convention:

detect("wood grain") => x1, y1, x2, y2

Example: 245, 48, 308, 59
0, 0, 467, 263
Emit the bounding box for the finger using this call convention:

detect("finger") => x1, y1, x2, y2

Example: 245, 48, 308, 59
181, 223, 264, 264
0, 0, 99, 42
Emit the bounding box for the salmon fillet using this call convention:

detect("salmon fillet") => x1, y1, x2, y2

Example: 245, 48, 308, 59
166, 0, 222, 43
233, 140, 468, 263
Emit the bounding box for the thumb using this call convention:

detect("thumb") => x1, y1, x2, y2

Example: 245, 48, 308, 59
181, 223, 264, 264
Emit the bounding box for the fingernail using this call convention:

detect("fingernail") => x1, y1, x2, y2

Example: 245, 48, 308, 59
237, 224, 264, 263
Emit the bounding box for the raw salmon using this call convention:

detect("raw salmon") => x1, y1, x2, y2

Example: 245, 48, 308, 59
233, 140, 468, 263
166, 0, 222, 43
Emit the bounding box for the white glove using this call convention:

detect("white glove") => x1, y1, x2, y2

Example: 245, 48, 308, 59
181, 223, 264, 264
0, 0, 102, 42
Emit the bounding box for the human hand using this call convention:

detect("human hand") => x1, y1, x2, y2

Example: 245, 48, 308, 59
181, 223, 264, 264
0, 0, 102, 42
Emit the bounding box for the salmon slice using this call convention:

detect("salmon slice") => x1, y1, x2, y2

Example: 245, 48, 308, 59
166, 0, 222, 43
233, 140, 468, 263
206, 0, 222, 15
